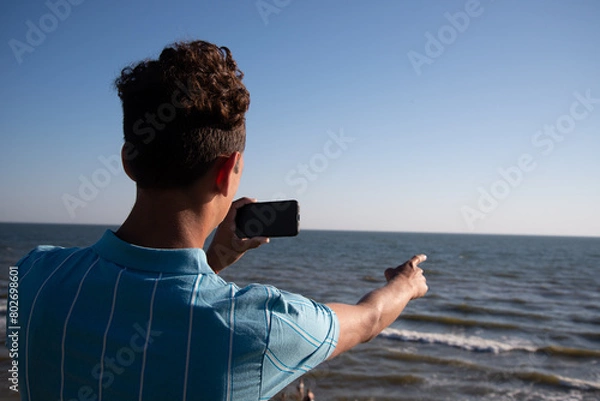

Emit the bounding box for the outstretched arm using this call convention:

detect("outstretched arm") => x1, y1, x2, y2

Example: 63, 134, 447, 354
326, 254, 428, 359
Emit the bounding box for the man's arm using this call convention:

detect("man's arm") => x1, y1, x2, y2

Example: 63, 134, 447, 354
326, 254, 428, 359
206, 197, 269, 273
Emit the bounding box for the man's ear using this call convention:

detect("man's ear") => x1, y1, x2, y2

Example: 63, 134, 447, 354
121, 143, 137, 181
214, 152, 241, 196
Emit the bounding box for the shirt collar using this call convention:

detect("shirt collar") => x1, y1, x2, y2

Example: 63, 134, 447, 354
93, 230, 213, 275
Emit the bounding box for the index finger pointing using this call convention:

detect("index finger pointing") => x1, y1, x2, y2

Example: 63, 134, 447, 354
411, 254, 427, 265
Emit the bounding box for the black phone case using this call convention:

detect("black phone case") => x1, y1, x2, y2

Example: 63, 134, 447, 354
235, 201, 299, 238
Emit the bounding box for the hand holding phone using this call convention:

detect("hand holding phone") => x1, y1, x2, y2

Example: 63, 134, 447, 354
207, 198, 270, 273
235, 200, 300, 238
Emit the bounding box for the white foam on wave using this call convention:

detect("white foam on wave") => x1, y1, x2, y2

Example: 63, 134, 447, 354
555, 375, 600, 391
379, 328, 537, 354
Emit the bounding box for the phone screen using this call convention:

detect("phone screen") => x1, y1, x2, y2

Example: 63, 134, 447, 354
235, 200, 299, 238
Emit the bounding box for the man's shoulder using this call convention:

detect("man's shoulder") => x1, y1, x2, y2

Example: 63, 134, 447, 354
233, 283, 302, 305
16, 244, 89, 271
232, 283, 333, 319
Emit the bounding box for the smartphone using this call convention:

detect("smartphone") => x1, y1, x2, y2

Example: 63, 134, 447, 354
235, 200, 300, 238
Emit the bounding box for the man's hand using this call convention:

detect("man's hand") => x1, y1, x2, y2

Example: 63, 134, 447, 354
327, 254, 428, 359
384, 254, 429, 300
206, 197, 269, 274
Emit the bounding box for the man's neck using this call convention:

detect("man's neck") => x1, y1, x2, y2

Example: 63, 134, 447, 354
115, 188, 216, 249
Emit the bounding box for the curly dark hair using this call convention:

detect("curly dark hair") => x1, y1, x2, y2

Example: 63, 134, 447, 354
114, 40, 249, 188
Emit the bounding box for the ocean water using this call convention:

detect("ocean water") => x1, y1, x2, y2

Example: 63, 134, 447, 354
1, 223, 599, 401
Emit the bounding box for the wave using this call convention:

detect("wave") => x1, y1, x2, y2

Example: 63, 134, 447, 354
400, 313, 520, 329
513, 371, 600, 391
487, 296, 530, 305
537, 345, 600, 358
446, 303, 551, 322
579, 331, 600, 342
379, 328, 536, 353
387, 350, 600, 392
387, 350, 483, 370
571, 315, 600, 325
379, 329, 600, 359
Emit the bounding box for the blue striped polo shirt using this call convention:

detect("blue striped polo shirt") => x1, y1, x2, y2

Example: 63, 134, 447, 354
12, 230, 339, 401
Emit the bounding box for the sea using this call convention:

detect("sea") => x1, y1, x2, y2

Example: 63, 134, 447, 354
0, 223, 599, 401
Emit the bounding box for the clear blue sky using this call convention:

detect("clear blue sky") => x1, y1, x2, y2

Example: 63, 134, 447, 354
1, 0, 599, 237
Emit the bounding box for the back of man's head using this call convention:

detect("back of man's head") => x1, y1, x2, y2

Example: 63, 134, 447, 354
115, 40, 249, 189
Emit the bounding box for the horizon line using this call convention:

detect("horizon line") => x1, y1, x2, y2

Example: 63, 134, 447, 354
1, 221, 598, 240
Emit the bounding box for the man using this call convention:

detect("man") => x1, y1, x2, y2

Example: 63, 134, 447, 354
12, 40, 428, 400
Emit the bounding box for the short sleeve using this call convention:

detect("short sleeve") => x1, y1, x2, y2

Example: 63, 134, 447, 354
259, 287, 339, 400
